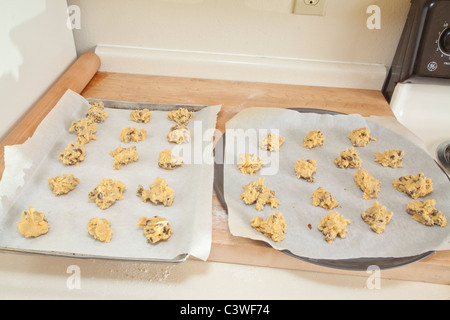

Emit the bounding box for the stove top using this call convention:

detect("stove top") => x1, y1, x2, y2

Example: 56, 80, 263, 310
437, 141, 450, 176
390, 77, 450, 178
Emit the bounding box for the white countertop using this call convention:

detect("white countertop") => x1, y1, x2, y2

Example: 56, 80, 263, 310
1, 252, 448, 300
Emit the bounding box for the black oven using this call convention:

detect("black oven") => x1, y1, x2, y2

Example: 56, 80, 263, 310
383, 0, 450, 101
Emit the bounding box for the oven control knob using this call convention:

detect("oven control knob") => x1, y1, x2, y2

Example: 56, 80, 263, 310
439, 28, 450, 55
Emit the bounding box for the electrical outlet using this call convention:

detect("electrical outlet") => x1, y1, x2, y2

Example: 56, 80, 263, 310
293, 0, 327, 16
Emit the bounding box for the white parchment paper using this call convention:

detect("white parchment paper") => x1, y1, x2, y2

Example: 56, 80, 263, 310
224, 107, 450, 260
0, 90, 221, 261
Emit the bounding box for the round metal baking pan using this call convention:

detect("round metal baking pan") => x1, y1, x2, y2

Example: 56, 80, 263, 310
213, 108, 434, 271
436, 140, 450, 179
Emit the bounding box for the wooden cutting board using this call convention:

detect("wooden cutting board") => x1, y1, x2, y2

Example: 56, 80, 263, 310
1, 53, 449, 284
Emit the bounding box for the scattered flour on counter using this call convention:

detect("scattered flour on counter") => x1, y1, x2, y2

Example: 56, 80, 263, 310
214, 209, 228, 222
107, 263, 178, 282
212, 209, 230, 234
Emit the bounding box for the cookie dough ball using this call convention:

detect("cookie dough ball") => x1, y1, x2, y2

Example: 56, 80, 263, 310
294, 159, 317, 182
158, 149, 183, 170
251, 212, 286, 243
312, 187, 339, 210
406, 199, 447, 227
137, 177, 175, 207
259, 133, 285, 151
87, 217, 113, 243
48, 174, 79, 196
167, 125, 190, 144
237, 153, 263, 176
137, 216, 173, 244
86, 101, 108, 123
240, 178, 280, 212
110, 145, 139, 170
168, 107, 193, 126
17, 207, 49, 238
375, 149, 404, 168
393, 173, 433, 199
348, 128, 376, 147
69, 118, 97, 144
88, 178, 126, 209
58, 140, 86, 166
130, 109, 152, 123
354, 169, 381, 200
318, 212, 351, 244
334, 147, 362, 169
120, 127, 147, 143
303, 130, 325, 149
361, 201, 393, 234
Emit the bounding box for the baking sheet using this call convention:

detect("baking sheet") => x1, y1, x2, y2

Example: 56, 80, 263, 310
0, 90, 221, 262
224, 107, 450, 261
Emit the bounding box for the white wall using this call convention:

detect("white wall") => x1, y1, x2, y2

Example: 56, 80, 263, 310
0, 0, 77, 141
68, 0, 410, 67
